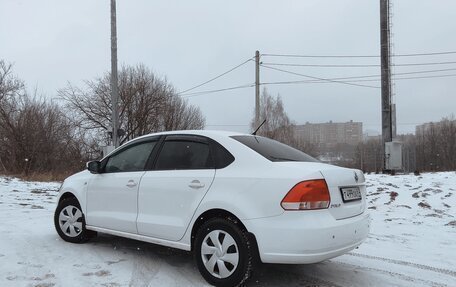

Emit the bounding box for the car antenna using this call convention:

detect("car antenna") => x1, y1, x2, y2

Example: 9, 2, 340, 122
252, 119, 266, 135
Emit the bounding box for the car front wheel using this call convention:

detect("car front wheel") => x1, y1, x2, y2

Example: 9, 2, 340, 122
194, 218, 255, 287
54, 197, 92, 243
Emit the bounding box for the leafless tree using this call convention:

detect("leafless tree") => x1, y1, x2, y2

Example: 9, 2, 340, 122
354, 138, 383, 172
0, 61, 90, 176
59, 64, 205, 145
415, 115, 456, 171
438, 115, 456, 170
0, 60, 24, 102
0, 60, 26, 173
162, 95, 206, 131
251, 88, 316, 156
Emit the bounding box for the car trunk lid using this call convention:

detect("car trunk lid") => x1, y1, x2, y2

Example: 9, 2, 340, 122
275, 162, 366, 220
319, 167, 366, 220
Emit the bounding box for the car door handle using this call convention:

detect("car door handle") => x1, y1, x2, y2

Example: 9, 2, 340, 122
188, 180, 205, 189
126, 180, 137, 188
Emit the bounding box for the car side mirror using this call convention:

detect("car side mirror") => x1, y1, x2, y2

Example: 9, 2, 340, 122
87, 161, 101, 174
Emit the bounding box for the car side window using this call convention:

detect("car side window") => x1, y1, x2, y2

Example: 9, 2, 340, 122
105, 141, 157, 173
155, 140, 214, 170
210, 140, 235, 169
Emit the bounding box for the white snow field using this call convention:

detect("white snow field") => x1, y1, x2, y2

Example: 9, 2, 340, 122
0, 172, 455, 287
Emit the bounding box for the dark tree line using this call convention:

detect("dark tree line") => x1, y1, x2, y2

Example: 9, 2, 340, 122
354, 138, 384, 172
354, 115, 456, 172
415, 116, 456, 171
0, 61, 205, 178
0, 60, 89, 176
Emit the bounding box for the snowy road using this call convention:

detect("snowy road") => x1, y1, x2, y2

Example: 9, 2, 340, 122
1, 172, 455, 287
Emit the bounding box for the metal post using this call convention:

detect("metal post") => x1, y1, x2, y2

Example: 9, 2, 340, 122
380, 0, 392, 169
110, 0, 120, 147
255, 50, 260, 128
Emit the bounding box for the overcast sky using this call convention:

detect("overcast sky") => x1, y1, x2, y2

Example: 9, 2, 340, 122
1, 0, 455, 135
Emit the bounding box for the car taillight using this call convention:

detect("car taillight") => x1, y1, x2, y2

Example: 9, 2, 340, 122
281, 179, 330, 210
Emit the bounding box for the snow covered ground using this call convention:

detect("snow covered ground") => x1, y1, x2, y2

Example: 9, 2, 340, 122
0, 172, 455, 287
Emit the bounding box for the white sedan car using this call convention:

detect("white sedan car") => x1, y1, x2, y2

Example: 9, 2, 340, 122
54, 130, 370, 287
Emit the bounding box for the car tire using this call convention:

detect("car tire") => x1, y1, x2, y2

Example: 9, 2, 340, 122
54, 197, 94, 243
194, 218, 255, 287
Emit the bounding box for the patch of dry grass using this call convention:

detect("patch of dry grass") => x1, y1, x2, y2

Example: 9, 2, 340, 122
3, 171, 76, 182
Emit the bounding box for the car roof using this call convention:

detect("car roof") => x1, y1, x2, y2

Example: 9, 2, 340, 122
132, 130, 249, 141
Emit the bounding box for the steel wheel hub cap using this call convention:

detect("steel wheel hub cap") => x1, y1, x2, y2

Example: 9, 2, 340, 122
59, 205, 83, 237
201, 230, 239, 279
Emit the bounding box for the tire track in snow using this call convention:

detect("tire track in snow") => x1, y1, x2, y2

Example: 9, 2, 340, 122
252, 264, 346, 287
128, 254, 160, 287
256, 274, 346, 287
333, 260, 449, 287
347, 252, 456, 277
298, 276, 346, 287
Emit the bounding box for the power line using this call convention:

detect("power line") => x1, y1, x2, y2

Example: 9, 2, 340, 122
260, 73, 456, 86
394, 51, 456, 57
261, 51, 456, 58
262, 66, 456, 81
261, 61, 456, 68
260, 65, 380, 89
260, 65, 456, 83
178, 58, 253, 95
318, 67, 456, 80
393, 73, 456, 81
180, 72, 456, 97
181, 65, 455, 97
177, 53, 456, 98
181, 83, 254, 98
394, 61, 456, 67
262, 53, 378, 58
391, 67, 456, 76
262, 62, 380, 68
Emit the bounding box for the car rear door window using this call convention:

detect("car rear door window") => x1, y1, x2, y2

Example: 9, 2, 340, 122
155, 139, 214, 170
105, 141, 157, 173
210, 140, 235, 168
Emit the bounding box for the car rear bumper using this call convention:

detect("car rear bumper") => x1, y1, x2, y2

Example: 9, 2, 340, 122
244, 210, 370, 264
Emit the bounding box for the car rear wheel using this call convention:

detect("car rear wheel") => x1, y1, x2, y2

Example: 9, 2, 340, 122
194, 218, 254, 287
54, 197, 93, 243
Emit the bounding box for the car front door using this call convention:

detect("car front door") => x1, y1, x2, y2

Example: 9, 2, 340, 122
86, 139, 158, 234
137, 135, 216, 241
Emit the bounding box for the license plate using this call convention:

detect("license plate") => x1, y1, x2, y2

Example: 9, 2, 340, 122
340, 187, 362, 202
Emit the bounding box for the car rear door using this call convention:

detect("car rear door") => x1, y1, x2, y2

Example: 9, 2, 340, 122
86, 138, 158, 233
137, 135, 216, 241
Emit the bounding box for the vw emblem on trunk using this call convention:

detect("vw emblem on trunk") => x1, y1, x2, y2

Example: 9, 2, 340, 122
354, 171, 359, 182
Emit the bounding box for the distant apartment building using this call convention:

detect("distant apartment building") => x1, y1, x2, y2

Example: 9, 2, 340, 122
295, 120, 363, 147
415, 119, 456, 136
415, 122, 436, 136
363, 130, 382, 142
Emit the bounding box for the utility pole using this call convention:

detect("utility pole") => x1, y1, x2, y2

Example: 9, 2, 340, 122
110, 0, 120, 148
380, 0, 392, 169
255, 50, 260, 128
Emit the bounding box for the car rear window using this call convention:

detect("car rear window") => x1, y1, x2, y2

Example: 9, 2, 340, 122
231, 135, 318, 162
